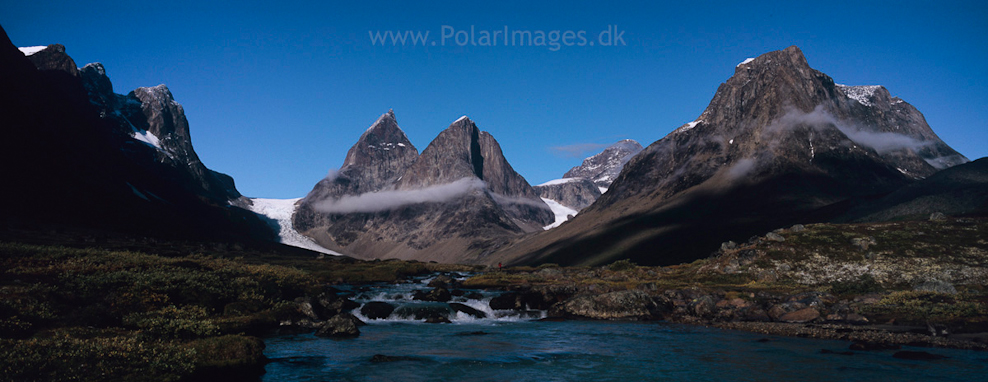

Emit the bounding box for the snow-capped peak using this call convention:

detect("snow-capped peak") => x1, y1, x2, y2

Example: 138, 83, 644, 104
18, 46, 47, 56
836, 84, 882, 107
736, 57, 755, 67
454, 115, 469, 123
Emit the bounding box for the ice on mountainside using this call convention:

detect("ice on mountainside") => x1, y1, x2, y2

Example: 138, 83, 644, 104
541, 197, 578, 230
248, 198, 343, 256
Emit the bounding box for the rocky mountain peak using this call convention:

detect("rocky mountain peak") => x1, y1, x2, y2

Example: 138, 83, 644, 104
80, 62, 115, 111
128, 84, 195, 157
563, 139, 643, 188
396, 116, 485, 189
498, 46, 971, 267
342, 109, 416, 169
21, 44, 78, 76
295, 113, 553, 262
306, 110, 421, 198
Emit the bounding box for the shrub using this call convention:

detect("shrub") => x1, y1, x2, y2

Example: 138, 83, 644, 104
830, 274, 884, 296
123, 305, 219, 340
0, 330, 195, 382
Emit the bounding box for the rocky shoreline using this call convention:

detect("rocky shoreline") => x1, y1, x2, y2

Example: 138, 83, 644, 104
290, 274, 987, 352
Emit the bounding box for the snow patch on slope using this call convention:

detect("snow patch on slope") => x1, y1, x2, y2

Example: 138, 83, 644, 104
537, 178, 581, 187
18, 46, 47, 56
542, 197, 578, 230
736, 57, 755, 67
132, 129, 163, 149
676, 120, 703, 133
248, 198, 344, 256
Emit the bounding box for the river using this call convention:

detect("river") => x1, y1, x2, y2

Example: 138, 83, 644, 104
262, 274, 986, 381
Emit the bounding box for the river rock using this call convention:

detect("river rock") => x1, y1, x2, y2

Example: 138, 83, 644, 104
413, 287, 452, 302
315, 313, 364, 338
690, 295, 717, 317
294, 297, 319, 320
449, 303, 487, 319
394, 305, 452, 321
745, 308, 772, 322
768, 302, 806, 320
360, 301, 396, 320
425, 315, 452, 324
314, 293, 360, 319
550, 290, 664, 320
428, 274, 457, 288
779, 307, 820, 323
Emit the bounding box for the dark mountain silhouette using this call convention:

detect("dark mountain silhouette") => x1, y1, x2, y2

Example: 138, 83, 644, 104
0, 27, 272, 242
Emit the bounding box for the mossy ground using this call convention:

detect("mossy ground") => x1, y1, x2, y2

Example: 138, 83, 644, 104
0, 241, 466, 381
1, 217, 985, 379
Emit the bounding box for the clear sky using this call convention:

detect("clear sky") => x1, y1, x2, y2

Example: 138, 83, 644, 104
3, 1, 986, 198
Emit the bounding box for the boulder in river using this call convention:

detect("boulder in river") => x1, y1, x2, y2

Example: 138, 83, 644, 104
315, 313, 364, 338
450, 302, 487, 319
413, 287, 452, 302
360, 301, 396, 320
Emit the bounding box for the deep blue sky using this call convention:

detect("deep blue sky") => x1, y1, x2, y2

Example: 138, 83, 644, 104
3, 1, 986, 198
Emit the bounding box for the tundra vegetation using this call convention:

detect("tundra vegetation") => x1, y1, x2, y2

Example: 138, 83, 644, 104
1, 217, 986, 380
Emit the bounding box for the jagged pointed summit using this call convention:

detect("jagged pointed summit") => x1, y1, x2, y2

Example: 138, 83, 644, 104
294, 113, 552, 263
494, 46, 970, 267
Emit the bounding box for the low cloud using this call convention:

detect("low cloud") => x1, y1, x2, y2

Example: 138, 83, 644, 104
769, 105, 931, 154
727, 158, 758, 180
324, 168, 340, 182
490, 192, 552, 210
836, 127, 932, 154
313, 178, 486, 214
549, 143, 611, 158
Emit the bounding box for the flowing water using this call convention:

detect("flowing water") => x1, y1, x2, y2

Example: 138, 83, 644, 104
263, 274, 986, 381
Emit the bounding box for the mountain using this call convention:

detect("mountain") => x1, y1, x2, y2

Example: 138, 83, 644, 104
534, 140, 642, 221
563, 139, 643, 190
0, 27, 272, 242
293, 114, 553, 263
492, 46, 969, 267
79, 61, 243, 204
